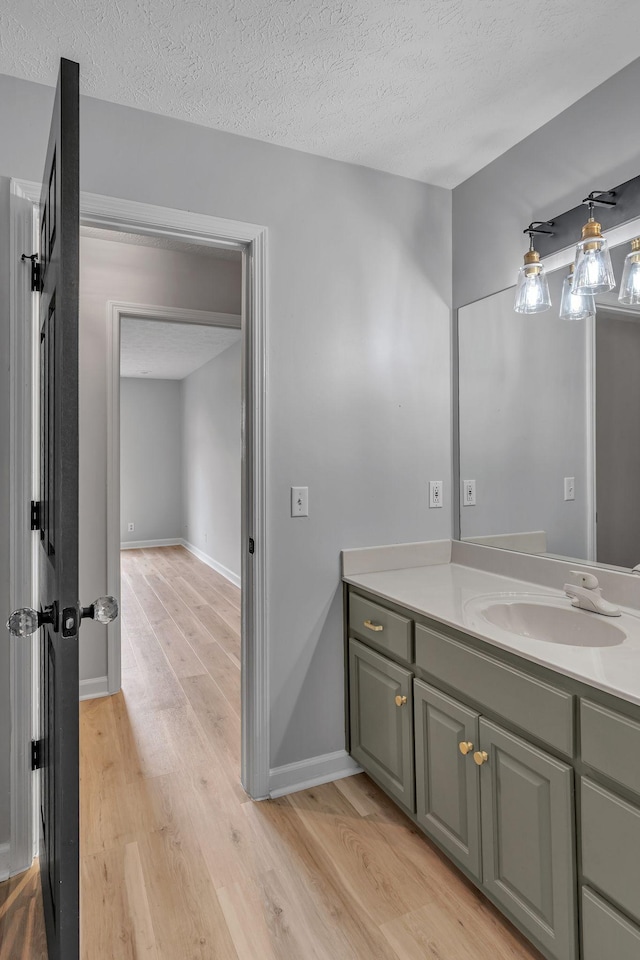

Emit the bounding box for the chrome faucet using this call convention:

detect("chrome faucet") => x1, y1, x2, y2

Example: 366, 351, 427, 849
564, 571, 621, 617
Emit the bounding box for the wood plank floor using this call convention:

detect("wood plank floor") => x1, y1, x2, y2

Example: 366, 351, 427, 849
0, 862, 48, 960
3, 544, 544, 959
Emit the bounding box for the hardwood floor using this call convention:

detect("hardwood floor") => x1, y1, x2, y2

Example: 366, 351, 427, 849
0, 862, 48, 960
3, 544, 544, 959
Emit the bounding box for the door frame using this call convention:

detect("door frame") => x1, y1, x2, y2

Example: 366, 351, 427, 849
9, 184, 270, 875
106, 300, 242, 696
8, 179, 41, 878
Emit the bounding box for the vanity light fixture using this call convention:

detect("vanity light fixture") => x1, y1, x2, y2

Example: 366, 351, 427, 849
559, 264, 596, 321
618, 238, 640, 305
514, 222, 553, 314
573, 191, 616, 295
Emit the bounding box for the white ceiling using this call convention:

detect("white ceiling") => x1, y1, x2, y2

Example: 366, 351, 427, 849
80, 226, 242, 261
120, 317, 241, 379
1, 2, 639, 188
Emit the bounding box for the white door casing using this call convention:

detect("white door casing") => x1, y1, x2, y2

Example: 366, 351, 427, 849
8, 182, 270, 876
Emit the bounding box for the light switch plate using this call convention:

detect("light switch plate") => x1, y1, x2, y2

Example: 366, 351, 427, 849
291, 486, 309, 517
564, 477, 575, 501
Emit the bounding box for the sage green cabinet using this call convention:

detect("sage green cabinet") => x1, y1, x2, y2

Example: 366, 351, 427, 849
581, 777, 640, 926
582, 887, 640, 960
479, 719, 576, 960
348, 638, 415, 811
413, 687, 576, 960
343, 585, 640, 960
414, 679, 481, 879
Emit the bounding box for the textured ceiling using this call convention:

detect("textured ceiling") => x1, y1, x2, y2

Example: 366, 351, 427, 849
1, 1, 640, 187
80, 226, 242, 260
120, 318, 241, 379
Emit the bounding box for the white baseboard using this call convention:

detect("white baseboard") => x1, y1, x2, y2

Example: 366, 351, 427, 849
120, 538, 182, 550
79, 676, 110, 701
269, 749, 362, 798
181, 539, 241, 589
0, 841, 10, 882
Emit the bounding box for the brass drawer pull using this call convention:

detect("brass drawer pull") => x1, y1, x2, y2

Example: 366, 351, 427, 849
458, 741, 474, 756
473, 751, 489, 766
395, 695, 408, 707
364, 619, 384, 632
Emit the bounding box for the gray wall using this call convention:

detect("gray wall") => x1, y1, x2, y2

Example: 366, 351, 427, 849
79, 235, 241, 677
0, 72, 452, 776
120, 378, 183, 545
458, 273, 590, 560
453, 57, 640, 309
182, 341, 242, 581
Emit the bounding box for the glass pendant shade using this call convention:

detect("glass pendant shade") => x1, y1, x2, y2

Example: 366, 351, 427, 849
559, 266, 595, 321
572, 216, 615, 294
514, 249, 551, 314
618, 238, 640, 305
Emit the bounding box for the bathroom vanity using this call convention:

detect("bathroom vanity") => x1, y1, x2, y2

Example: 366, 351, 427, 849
343, 544, 640, 960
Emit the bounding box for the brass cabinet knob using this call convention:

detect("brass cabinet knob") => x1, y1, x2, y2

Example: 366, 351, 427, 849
473, 750, 489, 766
395, 695, 408, 707
364, 619, 384, 632
458, 741, 474, 756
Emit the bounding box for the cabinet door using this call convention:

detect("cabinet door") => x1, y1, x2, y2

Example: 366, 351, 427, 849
349, 639, 414, 810
414, 680, 481, 878
479, 719, 576, 960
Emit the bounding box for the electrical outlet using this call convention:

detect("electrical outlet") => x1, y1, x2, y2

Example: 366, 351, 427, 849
429, 480, 443, 509
564, 477, 575, 501
127, 522, 134, 532
463, 480, 476, 506
291, 486, 309, 517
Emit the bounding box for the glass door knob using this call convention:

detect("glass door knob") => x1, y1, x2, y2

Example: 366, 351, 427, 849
7, 596, 117, 638
7, 604, 56, 638
81, 596, 119, 624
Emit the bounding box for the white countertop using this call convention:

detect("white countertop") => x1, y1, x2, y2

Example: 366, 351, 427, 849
344, 562, 640, 707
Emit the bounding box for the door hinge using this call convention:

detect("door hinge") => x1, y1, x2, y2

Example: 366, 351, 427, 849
248, 537, 255, 555
30, 500, 41, 531
21, 253, 41, 293
31, 739, 43, 771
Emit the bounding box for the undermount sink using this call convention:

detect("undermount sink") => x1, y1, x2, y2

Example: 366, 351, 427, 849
468, 595, 627, 648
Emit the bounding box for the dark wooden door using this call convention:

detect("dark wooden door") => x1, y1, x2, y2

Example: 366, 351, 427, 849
37, 56, 80, 960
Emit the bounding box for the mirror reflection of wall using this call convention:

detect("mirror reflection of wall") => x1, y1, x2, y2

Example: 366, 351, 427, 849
457, 232, 640, 571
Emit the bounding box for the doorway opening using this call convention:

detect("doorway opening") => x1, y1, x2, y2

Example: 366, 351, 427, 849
79, 223, 246, 791
8, 183, 269, 887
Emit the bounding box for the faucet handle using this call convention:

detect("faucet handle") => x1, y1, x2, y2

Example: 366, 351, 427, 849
569, 570, 599, 590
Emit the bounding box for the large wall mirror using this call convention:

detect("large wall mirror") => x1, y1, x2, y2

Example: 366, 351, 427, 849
456, 222, 640, 571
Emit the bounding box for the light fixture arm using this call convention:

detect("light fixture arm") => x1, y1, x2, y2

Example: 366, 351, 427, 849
523, 220, 554, 237
582, 190, 617, 209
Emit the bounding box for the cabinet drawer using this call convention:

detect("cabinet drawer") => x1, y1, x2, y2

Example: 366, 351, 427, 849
581, 699, 640, 796
349, 593, 412, 662
415, 624, 574, 755
581, 778, 640, 925
582, 887, 640, 960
